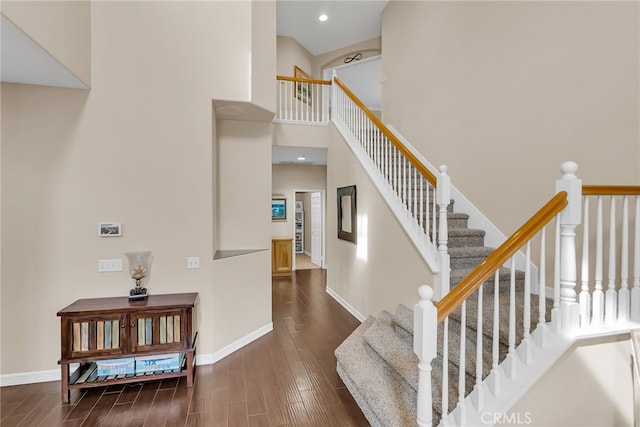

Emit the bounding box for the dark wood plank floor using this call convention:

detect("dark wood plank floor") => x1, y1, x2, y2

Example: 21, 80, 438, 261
1, 269, 369, 426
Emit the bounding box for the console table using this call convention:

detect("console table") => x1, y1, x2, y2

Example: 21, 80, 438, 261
57, 293, 198, 403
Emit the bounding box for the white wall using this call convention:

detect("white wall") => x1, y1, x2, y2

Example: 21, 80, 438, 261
507, 335, 633, 426
382, 1, 640, 237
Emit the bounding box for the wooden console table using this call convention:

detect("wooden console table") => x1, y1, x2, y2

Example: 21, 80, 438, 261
57, 293, 198, 403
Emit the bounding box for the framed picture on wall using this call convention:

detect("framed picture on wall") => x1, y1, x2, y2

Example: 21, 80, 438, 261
294, 65, 312, 106
272, 197, 287, 222
98, 222, 122, 237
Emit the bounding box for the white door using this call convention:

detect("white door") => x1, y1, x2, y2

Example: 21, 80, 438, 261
311, 192, 322, 267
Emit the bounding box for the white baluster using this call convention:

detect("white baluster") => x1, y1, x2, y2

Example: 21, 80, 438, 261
492, 270, 501, 395
457, 300, 466, 426
605, 196, 618, 324
580, 196, 591, 327
619, 196, 630, 321
551, 218, 561, 332
413, 169, 417, 223
419, 176, 424, 233
474, 285, 484, 410
414, 286, 437, 427
522, 242, 532, 364
593, 196, 605, 325
555, 161, 582, 331
442, 316, 449, 425
632, 196, 640, 321
507, 257, 517, 379
538, 227, 548, 347
437, 166, 451, 298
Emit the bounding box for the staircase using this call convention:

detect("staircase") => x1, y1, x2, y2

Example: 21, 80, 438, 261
335, 198, 544, 426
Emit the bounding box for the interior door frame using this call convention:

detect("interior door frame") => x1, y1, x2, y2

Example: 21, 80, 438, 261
292, 189, 326, 271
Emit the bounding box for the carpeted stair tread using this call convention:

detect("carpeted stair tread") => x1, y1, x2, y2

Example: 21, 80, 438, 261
363, 311, 419, 390
336, 316, 416, 427
450, 267, 526, 287
448, 282, 553, 349
393, 304, 414, 338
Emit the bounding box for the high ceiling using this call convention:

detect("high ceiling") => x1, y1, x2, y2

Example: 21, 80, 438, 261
276, 0, 389, 56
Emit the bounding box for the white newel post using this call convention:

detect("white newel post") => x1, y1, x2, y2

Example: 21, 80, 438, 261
331, 69, 338, 115
414, 285, 438, 427
437, 165, 451, 299
555, 161, 582, 331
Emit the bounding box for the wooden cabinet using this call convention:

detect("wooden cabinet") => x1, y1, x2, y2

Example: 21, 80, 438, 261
272, 237, 293, 276
57, 293, 198, 403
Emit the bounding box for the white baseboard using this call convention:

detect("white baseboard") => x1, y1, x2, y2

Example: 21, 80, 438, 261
0, 323, 274, 387
0, 368, 61, 387
196, 322, 273, 366
326, 285, 366, 322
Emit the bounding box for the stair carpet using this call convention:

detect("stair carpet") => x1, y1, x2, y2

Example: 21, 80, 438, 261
335, 201, 550, 426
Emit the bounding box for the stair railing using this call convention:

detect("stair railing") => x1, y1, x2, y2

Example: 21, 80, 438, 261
632, 329, 640, 427
415, 162, 640, 426
274, 75, 332, 124
331, 72, 451, 297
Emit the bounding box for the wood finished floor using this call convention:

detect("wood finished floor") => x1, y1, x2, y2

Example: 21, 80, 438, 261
0, 269, 369, 427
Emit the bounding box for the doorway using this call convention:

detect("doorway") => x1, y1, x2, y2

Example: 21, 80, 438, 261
292, 189, 325, 271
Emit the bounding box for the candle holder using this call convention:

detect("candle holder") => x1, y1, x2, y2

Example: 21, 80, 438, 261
125, 251, 151, 300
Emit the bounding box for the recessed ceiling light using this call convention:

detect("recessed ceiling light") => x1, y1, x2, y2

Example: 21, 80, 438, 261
297, 155, 307, 161
318, 14, 328, 22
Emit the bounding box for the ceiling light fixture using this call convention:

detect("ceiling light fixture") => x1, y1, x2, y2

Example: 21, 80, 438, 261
318, 14, 328, 22
297, 155, 307, 161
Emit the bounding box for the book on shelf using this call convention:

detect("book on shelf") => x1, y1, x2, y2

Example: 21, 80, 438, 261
81, 322, 89, 351
173, 316, 181, 341
138, 318, 145, 345
96, 321, 104, 350
145, 318, 152, 345
75, 363, 96, 384
105, 321, 112, 349
159, 316, 167, 344
166, 315, 174, 342
112, 319, 119, 348
73, 323, 81, 352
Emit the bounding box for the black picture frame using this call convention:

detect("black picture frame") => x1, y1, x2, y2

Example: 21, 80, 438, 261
337, 185, 357, 244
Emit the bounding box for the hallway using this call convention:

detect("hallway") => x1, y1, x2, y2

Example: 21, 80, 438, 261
0, 269, 368, 426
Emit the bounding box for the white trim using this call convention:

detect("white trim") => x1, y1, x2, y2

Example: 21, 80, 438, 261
196, 322, 273, 366
326, 285, 366, 322
332, 117, 440, 272
0, 323, 274, 386
0, 368, 61, 387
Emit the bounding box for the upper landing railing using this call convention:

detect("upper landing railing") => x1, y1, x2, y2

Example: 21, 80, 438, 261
275, 75, 331, 124
276, 71, 452, 296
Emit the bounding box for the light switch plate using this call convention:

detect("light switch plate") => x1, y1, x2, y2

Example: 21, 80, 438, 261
187, 257, 200, 269
99, 259, 123, 272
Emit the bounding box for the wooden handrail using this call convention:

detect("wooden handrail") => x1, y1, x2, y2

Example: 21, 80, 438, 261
333, 77, 438, 187
436, 191, 569, 322
583, 185, 640, 196
276, 75, 332, 85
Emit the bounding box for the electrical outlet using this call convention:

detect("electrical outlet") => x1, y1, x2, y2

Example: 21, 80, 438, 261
99, 259, 123, 272
187, 257, 200, 269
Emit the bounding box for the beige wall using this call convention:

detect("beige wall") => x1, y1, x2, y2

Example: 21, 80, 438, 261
1, 1, 273, 376
382, 1, 640, 237
251, 0, 276, 111
326, 125, 433, 317
277, 36, 313, 78
217, 120, 273, 250
507, 335, 633, 426
312, 36, 381, 79
2, 0, 91, 86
